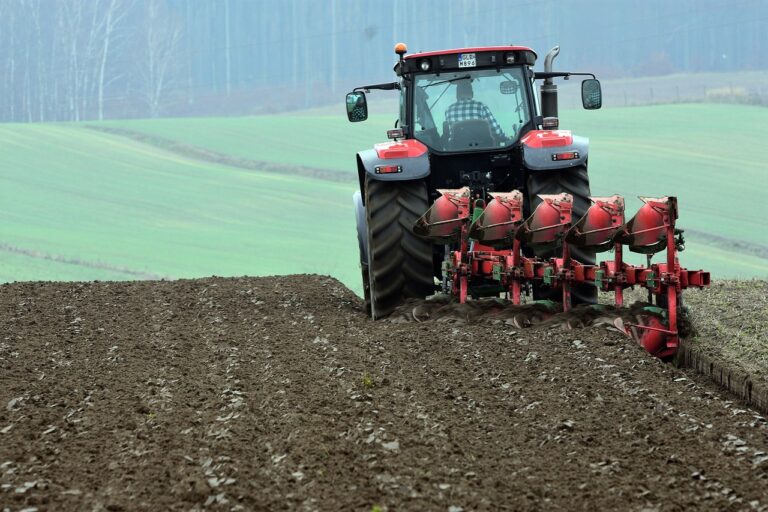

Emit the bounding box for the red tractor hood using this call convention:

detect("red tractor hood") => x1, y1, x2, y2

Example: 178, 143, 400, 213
374, 139, 428, 160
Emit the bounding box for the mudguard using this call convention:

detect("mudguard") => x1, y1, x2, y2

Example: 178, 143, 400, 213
353, 191, 368, 266
356, 139, 430, 195
521, 130, 589, 171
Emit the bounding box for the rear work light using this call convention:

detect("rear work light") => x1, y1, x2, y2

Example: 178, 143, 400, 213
375, 165, 403, 174
551, 151, 579, 161
542, 116, 559, 129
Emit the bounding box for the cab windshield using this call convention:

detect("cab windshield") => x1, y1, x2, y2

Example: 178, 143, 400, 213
412, 67, 531, 152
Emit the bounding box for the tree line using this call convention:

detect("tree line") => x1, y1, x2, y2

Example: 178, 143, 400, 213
0, 0, 765, 122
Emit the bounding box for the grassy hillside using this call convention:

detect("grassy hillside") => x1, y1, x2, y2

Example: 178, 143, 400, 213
104, 104, 766, 246
565, 104, 765, 250
101, 115, 374, 174
0, 124, 359, 285
103, 103, 768, 279
1, 104, 766, 292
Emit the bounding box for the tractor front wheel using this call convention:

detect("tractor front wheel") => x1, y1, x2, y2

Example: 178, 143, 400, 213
364, 177, 434, 319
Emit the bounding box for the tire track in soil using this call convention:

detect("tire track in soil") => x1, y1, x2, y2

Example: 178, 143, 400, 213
1, 275, 768, 511
86, 126, 354, 184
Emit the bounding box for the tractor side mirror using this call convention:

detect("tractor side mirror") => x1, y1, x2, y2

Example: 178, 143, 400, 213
346, 91, 368, 122
499, 80, 518, 95
581, 79, 602, 110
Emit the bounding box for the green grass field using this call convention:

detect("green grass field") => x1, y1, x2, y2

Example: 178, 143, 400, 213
104, 104, 767, 248
0, 124, 359, 286
1, 103, 766, 293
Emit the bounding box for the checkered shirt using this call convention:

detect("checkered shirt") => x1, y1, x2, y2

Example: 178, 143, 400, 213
445, 99, 505, 138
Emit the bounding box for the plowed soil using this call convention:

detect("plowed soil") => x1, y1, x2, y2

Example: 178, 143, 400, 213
1, 275, 767, 511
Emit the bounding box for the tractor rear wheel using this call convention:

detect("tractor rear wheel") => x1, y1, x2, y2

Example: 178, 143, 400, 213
364, 176, 434, 319
359, 264, 372, 316
526, 165, 597, 305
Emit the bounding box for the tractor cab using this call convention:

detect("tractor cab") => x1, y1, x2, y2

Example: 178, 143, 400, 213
347, 45, 601, 155
400, 47, 539, 154
346, 43, 605, 320
409, 65, 531, 152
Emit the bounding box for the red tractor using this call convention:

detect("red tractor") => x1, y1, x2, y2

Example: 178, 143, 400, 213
347, 43, 708, 358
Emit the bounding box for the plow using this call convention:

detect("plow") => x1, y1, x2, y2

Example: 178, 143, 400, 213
414, 189, 709, 358
346, 42, 709, 359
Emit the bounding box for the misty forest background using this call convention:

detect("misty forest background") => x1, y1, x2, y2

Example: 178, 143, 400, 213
0, 0, 767, 123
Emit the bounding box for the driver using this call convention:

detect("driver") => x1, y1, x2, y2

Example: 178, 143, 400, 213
445, 80, 506, 140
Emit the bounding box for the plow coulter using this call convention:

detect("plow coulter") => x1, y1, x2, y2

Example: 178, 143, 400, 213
414, 189, 710, 359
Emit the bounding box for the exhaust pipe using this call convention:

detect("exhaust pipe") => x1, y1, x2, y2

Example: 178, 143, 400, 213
541, 46, 560, 119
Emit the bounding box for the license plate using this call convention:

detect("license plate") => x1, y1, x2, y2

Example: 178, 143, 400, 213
458, 53, 476, 68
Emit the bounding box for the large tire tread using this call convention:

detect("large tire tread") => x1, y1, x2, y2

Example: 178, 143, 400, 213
365, 177, 434, 319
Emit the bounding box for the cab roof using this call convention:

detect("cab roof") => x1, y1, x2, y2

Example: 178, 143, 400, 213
404, 46, 537, 60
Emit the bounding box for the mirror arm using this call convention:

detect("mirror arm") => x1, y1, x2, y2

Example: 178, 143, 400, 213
354, 82, 401, 93
534, 72, 596, 80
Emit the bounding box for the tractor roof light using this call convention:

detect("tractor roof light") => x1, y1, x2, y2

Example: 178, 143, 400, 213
420, 59, 431, 71
394, 42, 408, 56
505, 52, 517, 64
542, 117, 559, 129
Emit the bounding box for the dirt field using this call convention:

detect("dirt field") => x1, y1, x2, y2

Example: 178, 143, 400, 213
2, 275, 768, 511
682, 280, 768, 389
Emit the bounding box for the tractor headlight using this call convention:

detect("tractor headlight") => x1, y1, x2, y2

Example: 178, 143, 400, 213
505, 53, 516, 64
420, 59, 431, 71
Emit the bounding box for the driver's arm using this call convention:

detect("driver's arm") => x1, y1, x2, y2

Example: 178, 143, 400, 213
481, 104, 506, 139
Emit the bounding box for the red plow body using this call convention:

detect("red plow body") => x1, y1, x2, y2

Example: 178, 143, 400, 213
414, 189, 710, 359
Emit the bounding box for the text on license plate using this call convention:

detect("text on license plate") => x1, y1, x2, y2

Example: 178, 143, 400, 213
458, 53, 476, 68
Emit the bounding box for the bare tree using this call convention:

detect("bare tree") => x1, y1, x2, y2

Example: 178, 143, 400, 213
4, 3, 18, 120
97, 0, 132, 120
58, 0, 86, 121
224, 0, 231, 96
140, 0, 183, 117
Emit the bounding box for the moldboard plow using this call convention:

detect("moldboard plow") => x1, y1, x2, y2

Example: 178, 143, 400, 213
414, 190, 709, 359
